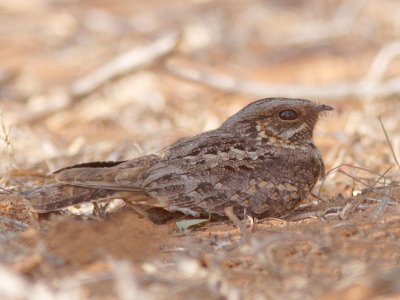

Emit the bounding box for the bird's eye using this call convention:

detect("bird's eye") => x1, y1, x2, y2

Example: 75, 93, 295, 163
278, 109, 298, 121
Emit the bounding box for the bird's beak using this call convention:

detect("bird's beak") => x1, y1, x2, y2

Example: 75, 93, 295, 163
317, 104, 334, 112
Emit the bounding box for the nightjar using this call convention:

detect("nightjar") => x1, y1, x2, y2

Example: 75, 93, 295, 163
23, 98, 333, 218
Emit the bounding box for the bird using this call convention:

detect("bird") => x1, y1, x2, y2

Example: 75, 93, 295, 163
23, 97, 333, 219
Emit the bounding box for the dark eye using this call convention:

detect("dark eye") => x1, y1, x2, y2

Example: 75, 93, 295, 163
278, 109, 298, 121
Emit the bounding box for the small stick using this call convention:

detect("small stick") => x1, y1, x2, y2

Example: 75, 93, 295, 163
167, 37, 400, 100
365, 197, 398, 206
71, 32, 180, 98
0, 217, 29, 230
288, 211, 318, 221
378, 116, 400, 169
370, 189, 392, 221
364, 40, 400, 85
224, 207, 250, 242
17, 33, 180, 125
359, 166, 392, 198
317, 163, 392, 201
339, 169, 397, 203
166, 60, 400, 100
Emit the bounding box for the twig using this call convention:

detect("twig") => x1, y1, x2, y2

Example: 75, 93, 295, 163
370, 188, 392, 221
364, 40, 400, 85
17, 33, 180, 125
338, 169, 397, 203
166, 61, 368, 99
339, 202, 357, 220
317, 163, 391, 201
166, 37, 400, 100
168, 61, 400, 99
70, 32, 179, 98
365, 197, 398, 206
318, 164, 394, 218
359, 166, 392, 198
224, 207, 250, 242
332, 0, 366, 27
288, 211, 318, 221
329, 163, 390, 177
0, 115, 15, 171
378, 116, 400, 169
260, 0, 366, 47
0, 186, 12, 193
0, 217, 29, 230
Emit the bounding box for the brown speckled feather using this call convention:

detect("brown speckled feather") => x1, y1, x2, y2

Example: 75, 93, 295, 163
23, 98, 332, 217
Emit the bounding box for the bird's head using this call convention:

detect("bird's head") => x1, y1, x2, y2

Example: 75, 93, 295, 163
221, 98, 333, 144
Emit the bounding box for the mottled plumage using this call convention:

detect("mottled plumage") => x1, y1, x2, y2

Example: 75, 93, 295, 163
23, 98, 333, 218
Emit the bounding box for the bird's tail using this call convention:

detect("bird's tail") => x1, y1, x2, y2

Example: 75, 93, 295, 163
22, 183, 127, 213
22, 157, 161, 213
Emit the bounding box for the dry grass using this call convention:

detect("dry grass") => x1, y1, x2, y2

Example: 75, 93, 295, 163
1, 0, 400, 299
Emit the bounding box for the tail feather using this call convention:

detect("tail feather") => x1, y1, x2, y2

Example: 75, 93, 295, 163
23, 155, 162, 213
22, 184, 127, 213
53, 155, 161, 192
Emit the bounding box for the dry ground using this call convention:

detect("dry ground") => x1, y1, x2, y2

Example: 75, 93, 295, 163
1, 0, 400, 299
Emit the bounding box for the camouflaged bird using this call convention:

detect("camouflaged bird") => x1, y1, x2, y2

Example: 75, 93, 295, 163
23, 98, 333, 218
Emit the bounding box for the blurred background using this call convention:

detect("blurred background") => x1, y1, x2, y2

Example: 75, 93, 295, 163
1, 1, 400, 299
0, 0, 399, 181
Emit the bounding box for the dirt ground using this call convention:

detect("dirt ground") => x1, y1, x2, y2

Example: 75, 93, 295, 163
1, 0, 400, 299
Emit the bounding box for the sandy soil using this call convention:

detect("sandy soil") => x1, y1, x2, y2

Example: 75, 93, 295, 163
1, 0, 400, 299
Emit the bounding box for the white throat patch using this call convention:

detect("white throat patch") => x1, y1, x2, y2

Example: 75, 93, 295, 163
269, 123, 308, 140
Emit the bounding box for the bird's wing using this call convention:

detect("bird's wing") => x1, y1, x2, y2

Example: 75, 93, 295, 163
53, 130, 237, 192
161, 130, 241, 159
